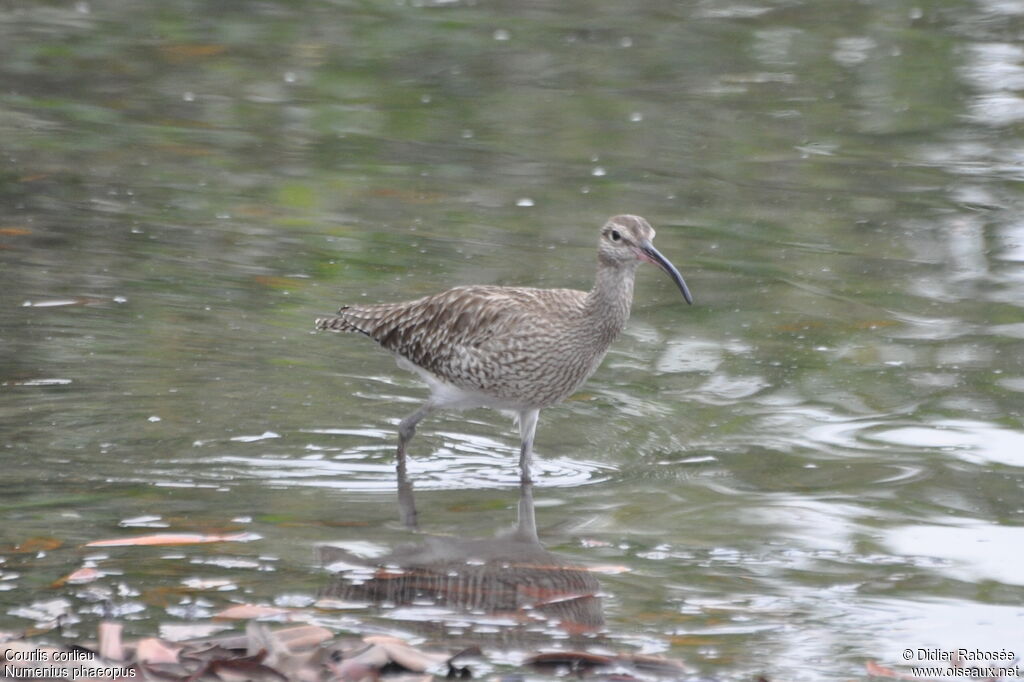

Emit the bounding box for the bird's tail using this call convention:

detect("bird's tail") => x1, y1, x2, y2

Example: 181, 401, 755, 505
314, 309, 365, 334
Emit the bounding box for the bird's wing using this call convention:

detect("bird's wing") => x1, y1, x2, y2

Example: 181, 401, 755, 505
319, 286, 573, 377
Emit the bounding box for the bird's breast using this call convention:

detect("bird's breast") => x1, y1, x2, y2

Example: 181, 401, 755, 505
449, 323, 615, 408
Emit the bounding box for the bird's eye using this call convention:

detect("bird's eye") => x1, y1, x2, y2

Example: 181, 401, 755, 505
610, 230, 621, 242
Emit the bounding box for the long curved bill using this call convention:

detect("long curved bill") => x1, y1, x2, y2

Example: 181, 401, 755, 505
639, 241, 694, 305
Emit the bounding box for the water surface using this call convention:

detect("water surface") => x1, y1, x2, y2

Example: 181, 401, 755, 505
2, 0, 1024, 679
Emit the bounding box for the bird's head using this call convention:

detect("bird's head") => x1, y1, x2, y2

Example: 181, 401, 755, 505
598, 215, 693, 304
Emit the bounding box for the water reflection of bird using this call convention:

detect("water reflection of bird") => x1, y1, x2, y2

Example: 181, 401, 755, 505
315, 215, 692, 481
318, 475, 605, 642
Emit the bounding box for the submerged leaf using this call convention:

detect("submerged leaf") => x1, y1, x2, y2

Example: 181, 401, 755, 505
158, 44, 227, 62
51, 566, 101, 587
136, 637, 181, 665
85, 532, 258, 547
98, 621, 124, 661
8, 536, 62, 553
187, 650, 287, 682
214, 604, 292, 620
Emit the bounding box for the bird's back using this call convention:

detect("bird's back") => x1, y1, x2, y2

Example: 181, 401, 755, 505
316, 285, 610, 408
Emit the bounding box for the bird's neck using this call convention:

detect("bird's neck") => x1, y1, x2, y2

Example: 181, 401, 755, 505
584, 259, 637, 342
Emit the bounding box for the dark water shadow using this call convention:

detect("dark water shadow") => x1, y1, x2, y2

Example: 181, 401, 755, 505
317, 467, 605, 647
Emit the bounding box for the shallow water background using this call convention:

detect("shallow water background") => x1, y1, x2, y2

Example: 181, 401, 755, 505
2, 0, 1024, 679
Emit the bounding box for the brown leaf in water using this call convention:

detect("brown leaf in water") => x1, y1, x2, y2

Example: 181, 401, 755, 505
179, 622, 319, 651
136, 637, 181, 665
186, 650, 287, 682
98, 621, 124, 661
158, 44, 227, 62
8, 537, 62, 553
266, 624, 333, 651
321, 637, 468, 681
85, 532, 257, 547
179, 644, 240, 666
23, 622, 61, 637
0, 226, 32, 235
327, 658, 381, 682
362, 636, 449, 671
51, 566, 101, 588
213, 604, 292, 620
325, 643, 389, 681
139, 585, 198, 607
216, 652, 288, 682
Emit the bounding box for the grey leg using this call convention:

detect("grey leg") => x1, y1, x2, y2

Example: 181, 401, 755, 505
514, 477, 538, 543
397, 402, 435, 463
517, 408, 540, 484
396, 453, 418, 530
395, 402, 435, 529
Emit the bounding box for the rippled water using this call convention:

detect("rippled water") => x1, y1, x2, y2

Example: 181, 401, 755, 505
2, 0, 1024, 679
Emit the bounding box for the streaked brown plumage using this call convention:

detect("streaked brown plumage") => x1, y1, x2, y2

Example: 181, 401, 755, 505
316, 215, 692, 482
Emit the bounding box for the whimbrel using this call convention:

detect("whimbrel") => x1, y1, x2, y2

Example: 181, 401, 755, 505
315, 215, 692, 482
